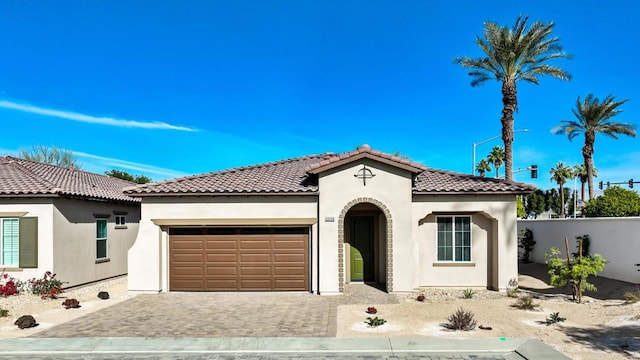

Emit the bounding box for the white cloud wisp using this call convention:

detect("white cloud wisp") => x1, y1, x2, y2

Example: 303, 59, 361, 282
0, 100, 197, 132
74, 151, 188, 179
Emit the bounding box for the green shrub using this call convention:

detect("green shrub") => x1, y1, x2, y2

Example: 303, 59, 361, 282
365, 317, 386, 327
518, 228, 536, 263
582, 186, 640, 217
624, 290, 640, 304
545, 312, 566, 325
445, 308, 477, 331
29, 271, 65, 299
463, 289, 475, 299
545, 246, 607, 303
512, 295, 539, 310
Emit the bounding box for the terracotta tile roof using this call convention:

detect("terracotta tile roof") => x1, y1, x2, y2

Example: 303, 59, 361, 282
124, 154, 336, 195
305, 144, 427, 174
0, 156, 140, 203
125, 146, 534, 196
413, 168, 535, 194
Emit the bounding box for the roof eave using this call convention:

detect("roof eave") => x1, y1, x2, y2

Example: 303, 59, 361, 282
126, 191, 319, 197
412, 190, 534, 196
307, 153, 424, 174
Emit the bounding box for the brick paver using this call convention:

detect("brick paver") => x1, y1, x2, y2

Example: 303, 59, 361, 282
31, 284, 399, 338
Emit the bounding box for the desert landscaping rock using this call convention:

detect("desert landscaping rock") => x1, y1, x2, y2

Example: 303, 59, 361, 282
14, 315, 37, 329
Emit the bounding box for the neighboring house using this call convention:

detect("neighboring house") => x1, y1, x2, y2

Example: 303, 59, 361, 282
0, 156, 141, 287
125, 145, 533, 294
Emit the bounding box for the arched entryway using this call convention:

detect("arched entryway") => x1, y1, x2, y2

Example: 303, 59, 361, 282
338, 198, 393, 292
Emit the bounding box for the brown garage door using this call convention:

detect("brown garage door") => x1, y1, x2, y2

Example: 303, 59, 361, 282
169, 227, 309, 291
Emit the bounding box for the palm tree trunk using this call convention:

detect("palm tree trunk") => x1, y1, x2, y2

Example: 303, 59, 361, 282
501, 80, 517, 181
580, 180, 585, 201
583, 135, 596, 200
559, 184, 565, 217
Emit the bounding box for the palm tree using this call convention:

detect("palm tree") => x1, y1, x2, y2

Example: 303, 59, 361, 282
476, 159, 492, 177
550, 162, 574, 217
552, 95, 637, 200
487, 146, 505, 178
454, 16, 571, 181
573, 164, 597, 201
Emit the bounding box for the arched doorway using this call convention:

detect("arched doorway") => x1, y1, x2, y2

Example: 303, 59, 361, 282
338, 198, 392, 292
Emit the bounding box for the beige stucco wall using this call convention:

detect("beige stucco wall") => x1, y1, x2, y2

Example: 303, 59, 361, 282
128, 196, 318, 292
52, 198, 140, 287
317, 159, 414, 294
412, 194, 518, 290
0, 199, 55, 283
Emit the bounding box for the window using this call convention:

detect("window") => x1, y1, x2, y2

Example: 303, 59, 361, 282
96, 219, 108, 259
1, 218, 19, 266
437, 216, 471, 262
115, 215, 126, 226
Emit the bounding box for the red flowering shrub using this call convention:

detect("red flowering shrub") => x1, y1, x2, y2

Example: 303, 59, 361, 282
28, 271, 65, 299
0, 272, 21, 297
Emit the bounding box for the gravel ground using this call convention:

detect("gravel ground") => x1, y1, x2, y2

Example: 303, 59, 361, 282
0, 275, 134, 338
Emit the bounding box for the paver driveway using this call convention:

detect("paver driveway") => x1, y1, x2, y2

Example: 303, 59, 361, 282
31, 285, 399, 338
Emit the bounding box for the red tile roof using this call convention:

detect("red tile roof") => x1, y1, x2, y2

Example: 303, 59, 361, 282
125, 146, 534, 196
0, 156, 140, 203
125, 154, 335, 195
305, 144, 427, 174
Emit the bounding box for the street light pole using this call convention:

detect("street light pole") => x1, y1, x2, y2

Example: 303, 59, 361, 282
472, 129, 529, 175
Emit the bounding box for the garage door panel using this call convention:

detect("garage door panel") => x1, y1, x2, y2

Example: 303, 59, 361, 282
207, 266, 238, 276
240, 253, 271, 263
240, 239, 271, 249
172, 240, 204, 250
274, 239, 306, 249
240, 279, 273, 290
172, 266, 205, 276
170, 228, 308, 291
274, 279, 307, 290
240, 266, 271, 276
273, 253, 306, 263
206, 279, 239, 290
207, 239, 237, 250
173, 253, 205, 263
208, 253, 238, 263
274, 266, 306, 276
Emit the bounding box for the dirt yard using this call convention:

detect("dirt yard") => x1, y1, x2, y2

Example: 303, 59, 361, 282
338, 263, 640, 360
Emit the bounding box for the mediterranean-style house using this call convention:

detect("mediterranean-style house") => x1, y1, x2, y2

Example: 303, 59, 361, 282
0, 156, 140, 287
125, 145, 533, 294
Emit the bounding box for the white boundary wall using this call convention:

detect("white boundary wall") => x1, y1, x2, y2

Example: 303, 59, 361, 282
517, 217, 640, 284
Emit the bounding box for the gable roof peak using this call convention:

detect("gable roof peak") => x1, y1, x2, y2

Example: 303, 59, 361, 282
305, 145, 428, 174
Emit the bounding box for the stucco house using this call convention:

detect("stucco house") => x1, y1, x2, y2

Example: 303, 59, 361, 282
125, 145, 533, 294
0, 156, 140, 287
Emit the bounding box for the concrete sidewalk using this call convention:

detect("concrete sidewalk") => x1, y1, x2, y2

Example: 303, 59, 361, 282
0, 337, 570, 359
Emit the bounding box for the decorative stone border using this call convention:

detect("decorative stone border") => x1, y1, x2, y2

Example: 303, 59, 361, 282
337, 197, 393, 293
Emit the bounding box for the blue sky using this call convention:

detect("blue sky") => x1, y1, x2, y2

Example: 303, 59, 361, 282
1, 1, 638, 191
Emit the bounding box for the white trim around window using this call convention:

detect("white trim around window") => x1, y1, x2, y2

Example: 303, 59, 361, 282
436, 215, 472, 262
0, 218, 19, 267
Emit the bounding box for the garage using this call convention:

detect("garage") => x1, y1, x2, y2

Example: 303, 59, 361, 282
169, 227, 309, 291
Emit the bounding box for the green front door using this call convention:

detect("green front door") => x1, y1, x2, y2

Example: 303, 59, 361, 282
349, 216, 374, 282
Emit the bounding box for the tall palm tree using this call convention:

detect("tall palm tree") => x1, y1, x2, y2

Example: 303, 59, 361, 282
476, 159, 492, 177
550, 162, 574, 217
573, 164, 597, 201
454, 16, 571, 181
553, 94, 637, 200
487, 146, 505, 178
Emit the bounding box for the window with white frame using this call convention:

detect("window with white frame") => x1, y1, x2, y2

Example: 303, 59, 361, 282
0, 218, 19, 266
115, 215, 126, 226
437, 216, 471, 262
96, 219, 108, 259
